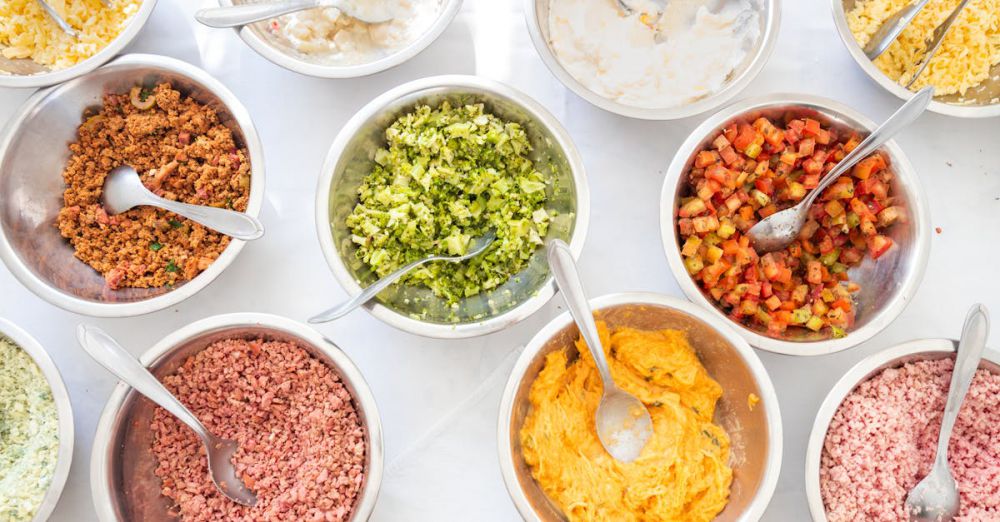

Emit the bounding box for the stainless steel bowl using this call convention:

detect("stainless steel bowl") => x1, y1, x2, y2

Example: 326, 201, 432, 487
89, 312, 384, 522
0, 53, 265, 317
523, 0, 781, 120
660, 94, 931, 355
804, 338, 1000, 520
315, 75, 590, 339
0, 317, 74, 522
832, 0, 1000, 118
498, 292, 782, 521
220, 0, 462, 78
0, 0, 158, 89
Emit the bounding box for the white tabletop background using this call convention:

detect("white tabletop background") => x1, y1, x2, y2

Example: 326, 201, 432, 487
1, 0, 998, 520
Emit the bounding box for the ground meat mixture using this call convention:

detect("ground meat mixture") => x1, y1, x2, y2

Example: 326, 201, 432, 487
150, 338, 367, 522
56, 83, 251, 289
820, 358, 1000, 521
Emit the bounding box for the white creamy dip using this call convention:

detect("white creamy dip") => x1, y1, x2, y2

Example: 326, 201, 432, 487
547, 0, 761, 109
271, 0, 443, 65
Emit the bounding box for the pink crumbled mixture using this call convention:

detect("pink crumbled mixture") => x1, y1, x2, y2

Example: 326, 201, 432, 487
820, 358, 1000, 521
150, 338, 367, 522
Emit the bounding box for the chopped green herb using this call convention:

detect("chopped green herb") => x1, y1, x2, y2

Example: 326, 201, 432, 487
345, 101, 552, 303
168, 219, 182, 229
139, 87, 153, 102
150, 242, 163, 252
165, 260, 179, 273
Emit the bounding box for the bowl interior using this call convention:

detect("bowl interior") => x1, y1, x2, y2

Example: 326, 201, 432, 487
0, 60, 256, 305
228, 0, 452, 72
530, 0, 774, 112
507, 302, 773, 521
326, 86, 581, 325
838, 0, 1000, 108
98, 324, 377, 521
668, 102, 923, 343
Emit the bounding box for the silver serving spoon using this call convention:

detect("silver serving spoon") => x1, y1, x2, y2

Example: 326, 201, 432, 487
36, 0, 79, 38
102, 165, 263, 241
903, 0, 972, 89
195, 0, 395, 29
746, 86, 933, 253
905, 304, 990, 522
308, 229, 497, 323
547, 239, 653, 463
77, 324, 258, 507
863, 0, 931, 60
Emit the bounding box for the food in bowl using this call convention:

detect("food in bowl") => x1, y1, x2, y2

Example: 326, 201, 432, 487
0, 0, 140, 70
345, 101, 556, 303
150, 337, 366, 520
546, 0, 760, 109
676, 115, 904, 339
520, 320, 732, 521
846, 0, 1000, 97
0, 336, 60, 522
819, 358, 1000, 520
267, 0, 443, 65
55, 82, 252, 290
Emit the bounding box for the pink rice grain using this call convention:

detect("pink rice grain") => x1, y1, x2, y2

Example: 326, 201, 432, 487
820, 358, 1000, 521
150, 338, 367, 522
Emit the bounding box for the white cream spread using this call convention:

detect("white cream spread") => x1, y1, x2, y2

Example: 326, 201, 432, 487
270, 0, 443, 66
547, 0, 761, 109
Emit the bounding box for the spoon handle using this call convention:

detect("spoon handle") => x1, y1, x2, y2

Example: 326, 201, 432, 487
799, 86, 933, 212
547, 240, 615, 387
863, 0, 932, 60
35, 0, 79, 38
905, 0, 973, 88
195, 0, 324, 28
934, 304, 990, 468
309, 256, 435, 323
148, 196, 264, 241
77, 325, 212, 443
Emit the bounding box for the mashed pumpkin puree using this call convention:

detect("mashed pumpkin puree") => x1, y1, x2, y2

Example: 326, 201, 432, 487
520, 321, 732, 522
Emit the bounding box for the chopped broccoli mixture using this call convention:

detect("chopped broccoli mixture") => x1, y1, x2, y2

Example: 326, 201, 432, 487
345, 102, 552, 302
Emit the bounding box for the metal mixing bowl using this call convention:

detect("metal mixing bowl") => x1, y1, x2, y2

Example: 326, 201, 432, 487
0, 0, 158, 89
315, 75, 590, 339
89, 313, 383, 522
0, 53, 265, 317
0, 317, 74, 522
804, 338, 1000, 520
218, 0, 462, 78
523, 0, 781, 120
660, 94, 931, 355
832, 0, 1000, 118
498, 292, 782, 521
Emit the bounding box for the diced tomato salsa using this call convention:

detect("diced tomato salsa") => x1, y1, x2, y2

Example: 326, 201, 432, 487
676, 116, 905, 339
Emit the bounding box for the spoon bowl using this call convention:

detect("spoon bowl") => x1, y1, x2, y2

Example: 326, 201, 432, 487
547, 239, 653, 462
102, 165, 264, 241
77, 324, 258, 507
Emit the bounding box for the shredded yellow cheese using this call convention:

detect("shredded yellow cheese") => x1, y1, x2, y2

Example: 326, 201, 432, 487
520, 321, 733, 522
0, 0, 140, 70
847, 0, 1000, 97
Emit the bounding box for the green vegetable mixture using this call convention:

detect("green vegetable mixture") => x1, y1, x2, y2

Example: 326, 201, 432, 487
346, 102, 553, 302
0, 337, 59, 522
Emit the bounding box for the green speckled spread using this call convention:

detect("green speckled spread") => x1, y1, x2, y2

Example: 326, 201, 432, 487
0, 337, 59, 522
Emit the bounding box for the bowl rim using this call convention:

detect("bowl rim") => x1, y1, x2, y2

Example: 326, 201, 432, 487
0, 53, 266, 318
0, 0, 159, 89
0, 317, 75, 522
803, 338, 1000, 521
88, 312, 384, 522
830, 0, 1000, 119
522, 0, 782, 120
314, 74, 591, 339
219, 0, 464, 79
659, 92, 932, 356
496, 291, 783, 521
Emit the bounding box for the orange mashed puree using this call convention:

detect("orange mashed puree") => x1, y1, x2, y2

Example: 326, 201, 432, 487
520, 321, 732, 521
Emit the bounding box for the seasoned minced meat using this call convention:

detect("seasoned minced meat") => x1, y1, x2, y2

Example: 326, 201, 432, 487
56, 83, 251, 289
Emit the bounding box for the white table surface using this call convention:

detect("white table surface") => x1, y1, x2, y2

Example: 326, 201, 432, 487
1, 0, 998, 520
